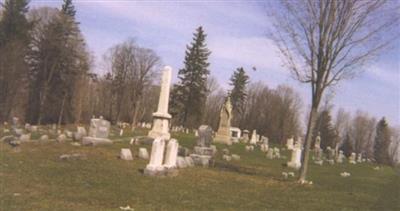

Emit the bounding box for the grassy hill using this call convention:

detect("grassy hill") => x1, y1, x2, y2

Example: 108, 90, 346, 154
1, 127, 399, 210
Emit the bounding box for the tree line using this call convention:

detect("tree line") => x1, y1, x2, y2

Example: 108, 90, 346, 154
0, 0, 398, 168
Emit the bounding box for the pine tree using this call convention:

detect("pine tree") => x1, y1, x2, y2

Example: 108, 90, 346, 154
374, 117, 391, 164
229, 67, 249, 126
26, 0, 90, 124
170, 26, 211, 128
61, 0, 76, 17
314, 109, 337, 150
0, 0, 31, 121
340, 132, 353, 157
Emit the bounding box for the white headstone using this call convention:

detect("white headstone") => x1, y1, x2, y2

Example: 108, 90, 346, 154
349, 152, 356, 164
120, 148, 133, 160
286, 137, 294, 150
163, 139, 179, 169
249, 130, 257, 145
145, 138, 166, 172
260, 144, 269, 152
287, 145, 302, 169
336, 150, 345, 163
138, 148, 149, 159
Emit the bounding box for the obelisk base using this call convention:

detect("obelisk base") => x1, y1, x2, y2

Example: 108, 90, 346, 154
148, 113, 171, 140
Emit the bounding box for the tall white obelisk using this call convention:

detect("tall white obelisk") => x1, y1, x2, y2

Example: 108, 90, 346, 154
148, 66, 172, 140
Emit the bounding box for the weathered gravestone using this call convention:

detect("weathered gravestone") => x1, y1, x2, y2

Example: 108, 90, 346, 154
120, 148, 133, 161
336, 150, 345, 163
287, 144, 302, 169
349, 152, 356, 164
249, 130, 257, 145
190, 125, 216, 167
82, 118, 112, 146
196, 125, 213, 147
326, 147, 335, 165
242, 130, 249, 142
164, 139, 179, 169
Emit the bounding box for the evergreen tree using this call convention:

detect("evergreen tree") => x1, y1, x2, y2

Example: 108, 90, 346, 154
374, 117, 391, 164
61, 0, 76, 17
27, 0, 90, 124
340, 132, 353, 157
229, 67, 249, 126
0, 0, 31, 121
314, 109, 337, 150
170, 26, 211, 128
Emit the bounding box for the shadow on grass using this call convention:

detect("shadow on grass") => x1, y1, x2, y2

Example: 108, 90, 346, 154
212, 160, 282, 180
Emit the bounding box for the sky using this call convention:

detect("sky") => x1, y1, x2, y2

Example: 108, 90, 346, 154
27, 0, 400, 126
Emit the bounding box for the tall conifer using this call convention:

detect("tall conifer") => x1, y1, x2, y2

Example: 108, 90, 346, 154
171, 26, 211, 128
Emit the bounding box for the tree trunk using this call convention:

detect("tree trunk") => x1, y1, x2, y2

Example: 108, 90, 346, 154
37, 86, 48, 125
298, 104, 318, 182
57, 94, 67, 129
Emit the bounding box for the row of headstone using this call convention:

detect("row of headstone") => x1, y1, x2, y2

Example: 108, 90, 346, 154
267, 147, 281, 159
138, 122, 152, 129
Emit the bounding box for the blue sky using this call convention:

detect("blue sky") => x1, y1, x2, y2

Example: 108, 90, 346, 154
28, 0, 400, 126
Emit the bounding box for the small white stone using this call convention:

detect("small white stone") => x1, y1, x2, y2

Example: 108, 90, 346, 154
138, 148, 149, 160
176, 156, 187, 168
120, 148, 133, 161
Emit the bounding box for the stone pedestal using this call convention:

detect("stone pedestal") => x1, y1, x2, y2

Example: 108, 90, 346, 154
190, 146, 215, 167
148, 113, 171, 140
148, 66, 172, 140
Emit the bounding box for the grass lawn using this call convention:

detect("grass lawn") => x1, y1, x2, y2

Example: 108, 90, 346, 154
1, 127, 399, 210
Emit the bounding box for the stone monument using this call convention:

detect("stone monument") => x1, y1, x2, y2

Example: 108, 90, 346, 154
190, 125, 216, 167
148, 66, 172, 140
214, 94, 233, 145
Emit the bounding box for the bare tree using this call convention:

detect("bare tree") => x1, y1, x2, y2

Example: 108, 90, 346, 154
389, 126, 400, 165
268, 0, 399, 182
101, 38, 160, 124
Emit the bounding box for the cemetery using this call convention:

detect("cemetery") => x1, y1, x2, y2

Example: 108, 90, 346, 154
1, 123, 399, 210
1, 66, 399, 210
0, 0, 399, 210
